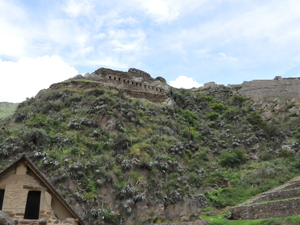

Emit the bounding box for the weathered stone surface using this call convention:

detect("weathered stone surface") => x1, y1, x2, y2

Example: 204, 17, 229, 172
233, 78, 300, 103
232, 197, 300, 220
126, 195, 208, 224
250, 188, 300, 204
232, 177, 300, 220
165, 195, 208, 222
0, 210, 14, 225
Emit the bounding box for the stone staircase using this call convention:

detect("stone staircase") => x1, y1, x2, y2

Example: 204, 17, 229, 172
232, 178, 300, 220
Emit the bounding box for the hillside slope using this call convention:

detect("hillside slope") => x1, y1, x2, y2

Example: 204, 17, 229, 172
1, 69, 300, 224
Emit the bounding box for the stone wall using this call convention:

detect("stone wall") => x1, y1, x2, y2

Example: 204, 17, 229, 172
233, 78, 300, 102
250, 188, 300, 204
89, 68, 169, 95
232, 198, 300, 220
49, 77, 170, 104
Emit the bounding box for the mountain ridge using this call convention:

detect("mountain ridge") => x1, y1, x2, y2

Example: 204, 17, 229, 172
1, 68, 300, 224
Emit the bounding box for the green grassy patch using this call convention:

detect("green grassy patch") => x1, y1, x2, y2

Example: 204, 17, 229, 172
202, 209, 300, 225
0, 102, 18, 118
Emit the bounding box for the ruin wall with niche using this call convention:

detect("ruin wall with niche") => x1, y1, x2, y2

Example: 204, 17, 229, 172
85, 68, 169, 95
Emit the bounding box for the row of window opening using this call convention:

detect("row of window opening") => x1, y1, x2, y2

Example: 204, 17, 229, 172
108, 76, 163, 92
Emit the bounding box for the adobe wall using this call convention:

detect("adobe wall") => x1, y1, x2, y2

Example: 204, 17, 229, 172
250, 188, 300, 204
232, 198, 300, 220
0, 162, 77, 225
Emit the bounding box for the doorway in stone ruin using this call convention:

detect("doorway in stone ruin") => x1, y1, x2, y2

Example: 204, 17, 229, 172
24, 191, 41, 219
0, 189, 4, 210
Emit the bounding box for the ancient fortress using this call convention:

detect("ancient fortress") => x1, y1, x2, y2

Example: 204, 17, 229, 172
60, 68, 171, 103
85, 68, 169, 94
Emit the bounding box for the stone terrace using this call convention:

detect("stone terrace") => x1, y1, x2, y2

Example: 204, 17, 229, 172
232, 177, 300, 220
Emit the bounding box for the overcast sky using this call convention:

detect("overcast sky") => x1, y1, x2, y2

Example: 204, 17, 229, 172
1, 0, 300, 103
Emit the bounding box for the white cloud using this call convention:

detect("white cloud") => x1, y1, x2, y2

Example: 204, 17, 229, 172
62, 0, 94, 17
169, 76, 203, 89
0, 0, 28, 58
133, 0, 210, 24
139, 0, 180, 23
0, 56, 78, 103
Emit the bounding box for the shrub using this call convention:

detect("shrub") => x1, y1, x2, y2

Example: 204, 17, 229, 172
196, 92, 213, 102
222, 108, 239, 120
206, 112, 219, 120
19, 128, 48, 147
246, 111, 266, 128
219, 149, 247, 167
210, 103, 228, 112
230, 95, 245, 107
182, 110, 198, 125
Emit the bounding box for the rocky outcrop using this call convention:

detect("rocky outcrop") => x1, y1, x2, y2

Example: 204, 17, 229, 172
164, 195, 208, 222
127, 195, 208, 224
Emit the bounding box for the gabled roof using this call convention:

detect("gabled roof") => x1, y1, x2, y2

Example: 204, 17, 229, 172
0, 154, 86, 225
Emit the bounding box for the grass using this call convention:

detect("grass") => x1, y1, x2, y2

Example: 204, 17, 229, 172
201, 209, 300, 225
0, 102, 19, 118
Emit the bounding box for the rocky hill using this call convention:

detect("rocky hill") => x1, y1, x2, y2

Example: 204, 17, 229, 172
1, 68, 300, 224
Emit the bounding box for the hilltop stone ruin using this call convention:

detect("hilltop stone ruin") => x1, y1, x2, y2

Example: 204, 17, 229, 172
48, 68, 172, 104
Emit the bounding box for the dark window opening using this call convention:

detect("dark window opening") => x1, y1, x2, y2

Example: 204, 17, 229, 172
0, 189, 4, 210
24, 191, 41, 219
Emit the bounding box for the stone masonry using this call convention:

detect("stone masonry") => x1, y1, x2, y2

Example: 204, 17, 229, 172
0, 156, 83, 225
232, 177, 300, 220
231, 77, 300, 102
85, 68, 169, 95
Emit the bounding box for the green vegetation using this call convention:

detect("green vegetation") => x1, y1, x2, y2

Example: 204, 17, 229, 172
205, 215, 300, 225
0, 102, 18, 118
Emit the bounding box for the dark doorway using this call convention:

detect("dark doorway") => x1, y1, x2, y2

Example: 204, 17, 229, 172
0, 189, 4, 210
24, 191, 41, 219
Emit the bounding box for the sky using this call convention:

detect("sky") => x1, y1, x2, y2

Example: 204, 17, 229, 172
1, 0, 300, 103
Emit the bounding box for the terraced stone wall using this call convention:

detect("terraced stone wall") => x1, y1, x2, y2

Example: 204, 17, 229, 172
251, 188, 300, 204
232, 198, 300, 220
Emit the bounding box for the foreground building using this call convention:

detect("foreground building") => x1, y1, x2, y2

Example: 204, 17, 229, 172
0, 154, 85, 225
